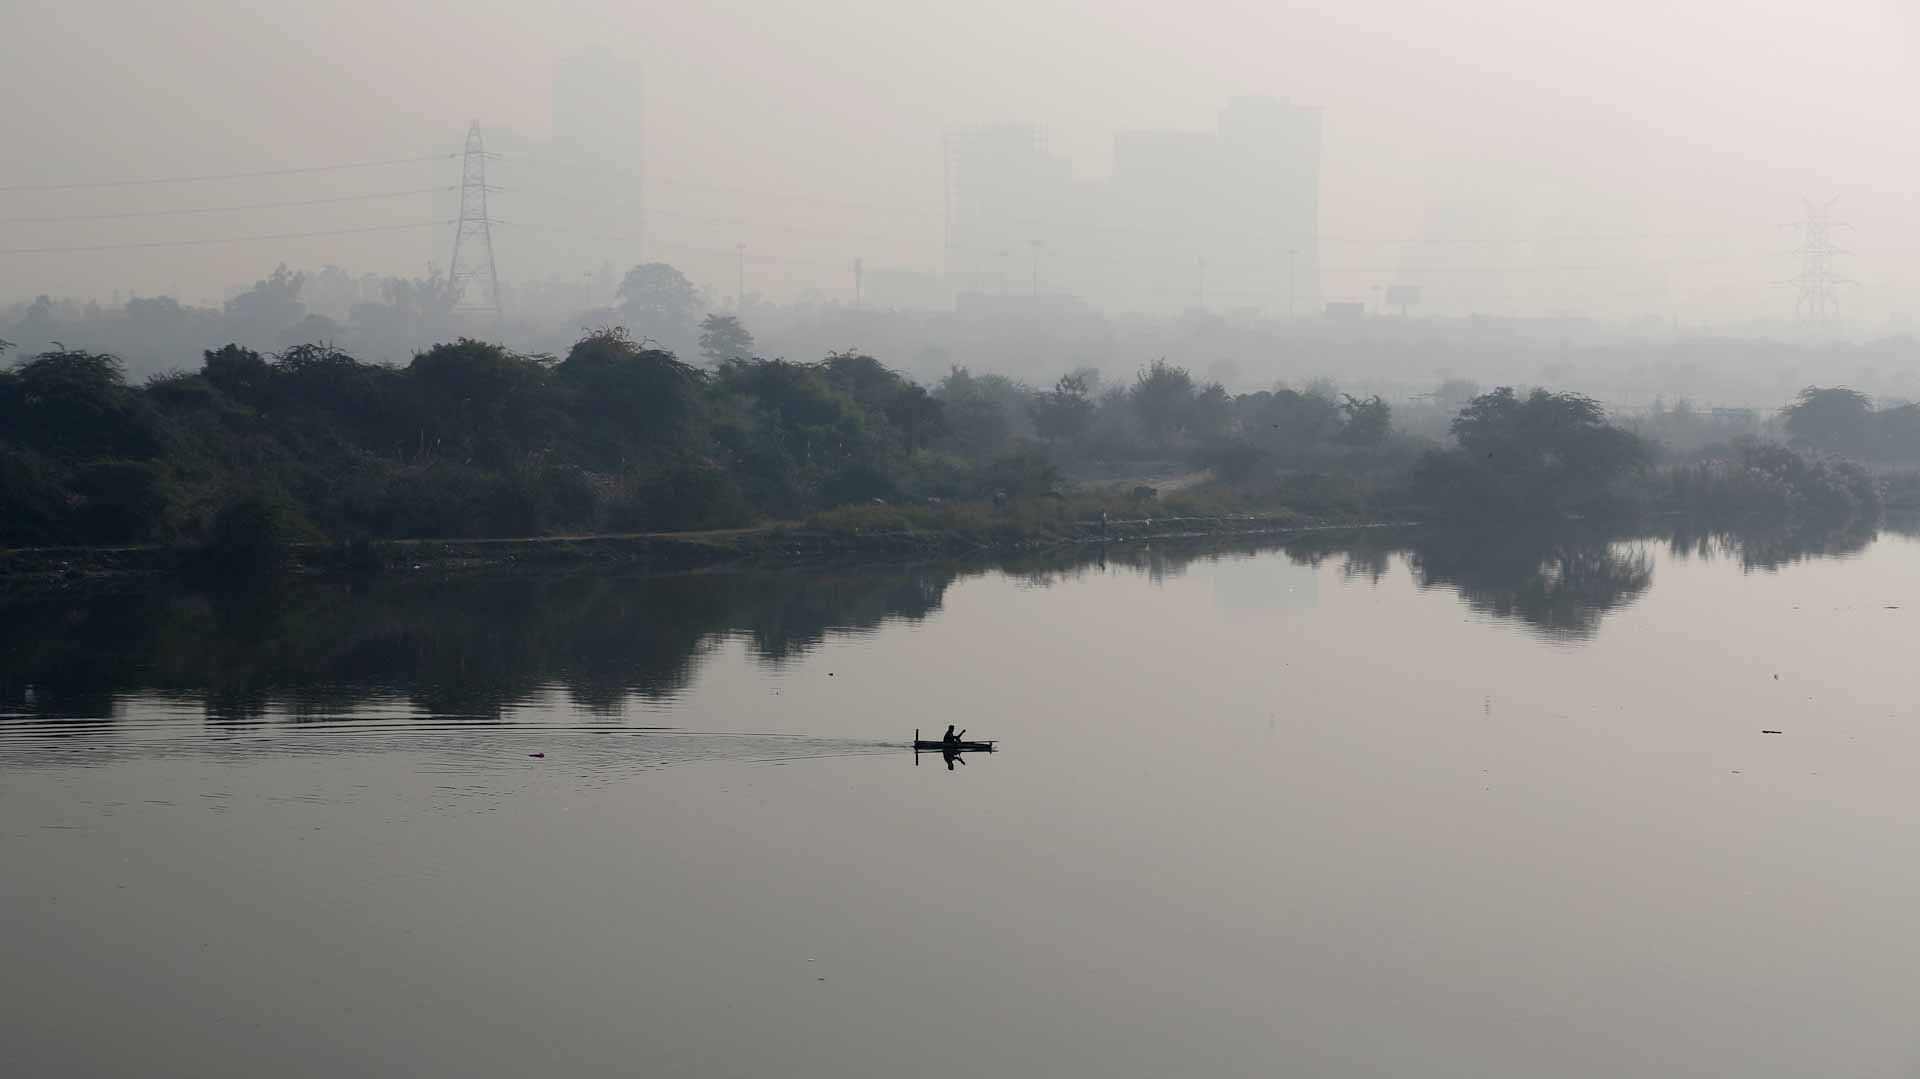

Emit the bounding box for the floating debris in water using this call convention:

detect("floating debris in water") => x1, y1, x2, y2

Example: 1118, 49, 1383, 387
1761, 730, 1782, 735
529, 752, 546, 758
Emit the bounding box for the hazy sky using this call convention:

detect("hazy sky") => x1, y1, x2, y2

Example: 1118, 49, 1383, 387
3, 0, 1917, 322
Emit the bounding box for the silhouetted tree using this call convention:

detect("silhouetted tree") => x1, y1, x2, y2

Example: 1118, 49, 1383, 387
406, 339, 556, 466
1131, 359, 1197, 443
1412, 387, 1645, 519
1339, 394, 1392, 446
222, 264, 307, 348
697, 313, 755, 365
1032, 372, 1094, 444
936, 366, 1030, 457
615, 263, 703, 352
547, 328, 700, 470
7, 349, 158, 460
202, 344, 271, 404
1782, 386, 1873, 458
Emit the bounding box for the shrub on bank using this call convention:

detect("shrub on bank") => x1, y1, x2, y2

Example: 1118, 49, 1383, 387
1662, 437, 1882, 527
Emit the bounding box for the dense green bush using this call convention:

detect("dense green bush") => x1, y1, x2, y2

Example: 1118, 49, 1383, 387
204, 490, 296, 578
1663, 438, 1881, 527
1411, 388, 1647, 521
608, 462, 750, 532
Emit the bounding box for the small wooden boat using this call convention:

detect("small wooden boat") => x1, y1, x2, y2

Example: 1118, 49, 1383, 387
913, 739, 996, 752
913, 729, 996, 752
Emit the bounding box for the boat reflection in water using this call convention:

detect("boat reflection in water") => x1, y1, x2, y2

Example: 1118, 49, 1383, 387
913, 729, 997, 770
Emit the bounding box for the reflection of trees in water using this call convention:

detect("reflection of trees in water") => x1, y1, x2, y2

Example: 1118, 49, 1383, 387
1406, 532, 1654, 640
1663, 520, 1878, 573
2, 517, 1896, 726
1340, 548, 1393, 584
0, 568, 956, 725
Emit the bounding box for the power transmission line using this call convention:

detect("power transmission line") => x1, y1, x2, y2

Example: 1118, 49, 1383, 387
0, 220, 444, 254
0, 187, 451, 224
495, 154, 935, 218
0, 154, 457, 193
494, 219, 835, 267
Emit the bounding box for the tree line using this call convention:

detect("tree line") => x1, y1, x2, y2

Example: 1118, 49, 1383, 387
0, 315, 1903, 552
0, 327, 1399, 549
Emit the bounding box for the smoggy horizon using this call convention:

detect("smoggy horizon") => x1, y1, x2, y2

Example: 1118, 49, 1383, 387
5, 1, 1920, 325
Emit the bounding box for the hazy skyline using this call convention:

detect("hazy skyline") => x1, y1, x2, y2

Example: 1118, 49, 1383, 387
4, 0, 1919, 323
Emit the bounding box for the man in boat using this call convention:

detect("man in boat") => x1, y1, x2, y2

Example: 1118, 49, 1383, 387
941, 724, 966, 747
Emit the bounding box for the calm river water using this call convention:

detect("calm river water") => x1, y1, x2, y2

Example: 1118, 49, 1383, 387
5, 526, 1920, 1077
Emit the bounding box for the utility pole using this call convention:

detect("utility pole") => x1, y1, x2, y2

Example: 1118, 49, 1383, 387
1785, 197, 1853, 325
447, 120, 503, 327
1030, 239, 1041, 295
1198, 257, 1207, 310
735, 242, 746, 307
853, 257, 863, 307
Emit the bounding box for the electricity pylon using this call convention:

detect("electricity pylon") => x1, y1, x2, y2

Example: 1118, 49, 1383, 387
448, 121, 503, 326
1784, 197, 1853, 325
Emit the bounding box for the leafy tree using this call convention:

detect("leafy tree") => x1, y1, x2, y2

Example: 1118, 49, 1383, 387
7, 349, 159, 460
615, 263, 704, 352
1192, 381, 1232, 439
1413, 387, 1646, 519
1664, 436, 1881, 527
1032, 372, 1094, 444
202, 344, 272, 404
1231, 388, 1342, 452
715, 356, 851, 469
70, 460, 171, 543
0, 447, 69, 545
406, 339, 556, 466
204, 489, 296, 579
821, 351, 944, 452
1131, 359, 1197, 444
1339, 394, 1392, 446
1782, 386, 1873, 457
553, 328, 705, 468
350, 270, 458, 360
222, 264, 307, 347
1875, 403, 1920, 461
935, 366, 1031, 458
697, 314, 755, 365
275, 313, 345, 352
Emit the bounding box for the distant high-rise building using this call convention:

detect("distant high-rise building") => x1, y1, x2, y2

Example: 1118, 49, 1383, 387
943, 97, 1321, 316
552, 47, 644, 261
1108, 97, 1320, 315
944, 126, 1076, 297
